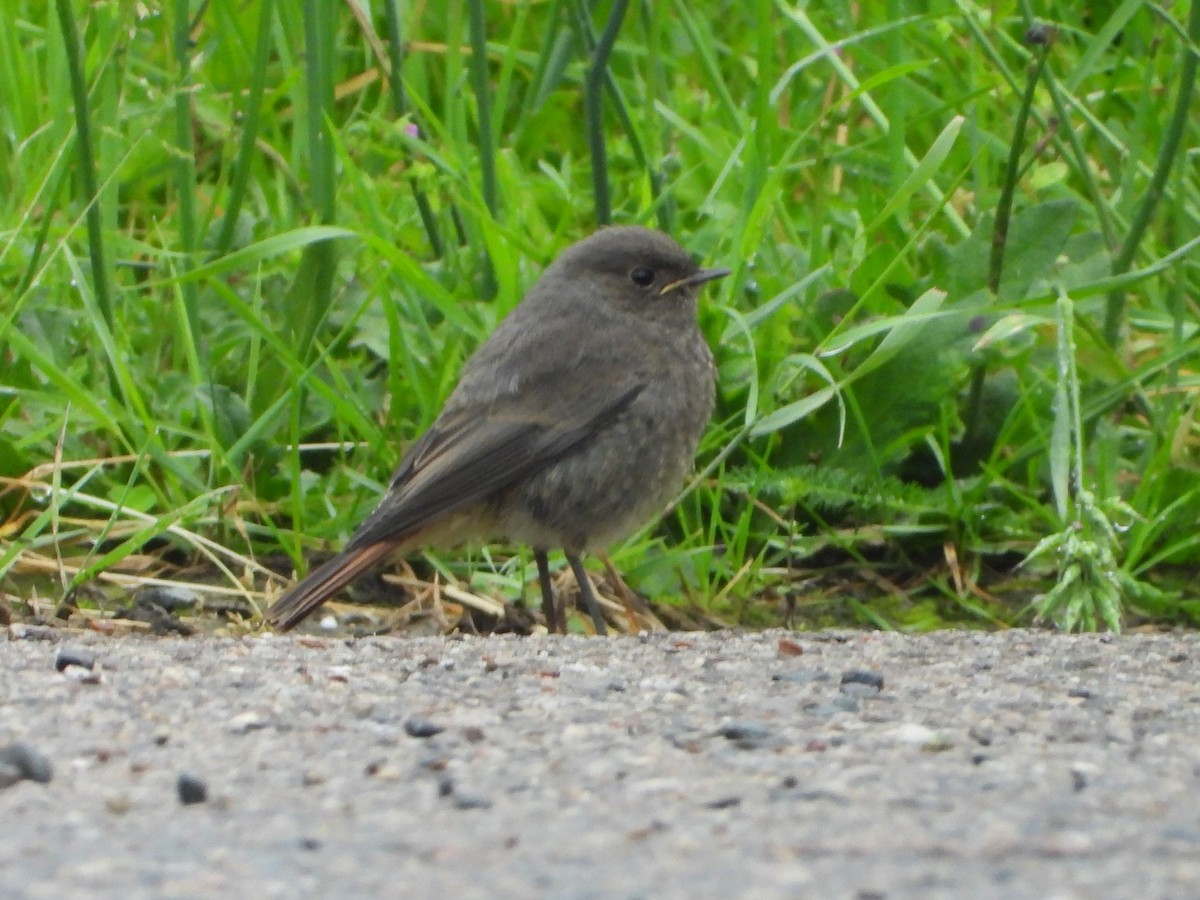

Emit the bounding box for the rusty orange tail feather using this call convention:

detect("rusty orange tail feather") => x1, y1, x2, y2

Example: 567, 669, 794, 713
265, 542, 397, 632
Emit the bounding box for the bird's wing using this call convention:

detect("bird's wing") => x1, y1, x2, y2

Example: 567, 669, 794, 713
343, 371, 645, 551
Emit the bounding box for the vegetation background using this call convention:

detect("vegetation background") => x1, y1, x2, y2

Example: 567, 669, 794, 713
1, 0, 1197, 633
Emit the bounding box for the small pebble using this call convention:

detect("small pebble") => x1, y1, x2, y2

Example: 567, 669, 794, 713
893, 723, 945, 749
366, 762, 402, 782
349, 696, 377, 719
228, 711, 270, 734
719, 722, 771, 742
704, 796, 742, 810
922, 733, 954, 752
435, 774, 490, 809
452, 793, 492, 810
628, 821, 668, 841
177, 773, 208, 805
840, 670, 884, 691
419, 755, 450, 772
717, 722, 772, 750
1070, 762, 1099, 792
720, 720, 768, 748
133, 585, 200, 611
777, 638, 804, 657
405, 718, 445, 739
891, 723, 954, 752
968, 725, 993, 746
54, 647, 96, 672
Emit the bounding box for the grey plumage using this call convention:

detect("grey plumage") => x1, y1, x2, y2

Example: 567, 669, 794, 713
266, 226, 728, 633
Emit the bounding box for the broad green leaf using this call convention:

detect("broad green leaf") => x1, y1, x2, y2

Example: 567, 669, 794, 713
997, 200, 1078, 304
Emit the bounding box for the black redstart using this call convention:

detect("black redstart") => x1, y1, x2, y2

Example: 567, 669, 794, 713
265, 226, 729, 634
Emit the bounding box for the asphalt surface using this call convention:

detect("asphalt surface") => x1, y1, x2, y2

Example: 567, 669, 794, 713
2, 627, 1198, 899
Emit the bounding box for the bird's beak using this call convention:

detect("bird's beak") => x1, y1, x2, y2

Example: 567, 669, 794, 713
659, 266, 732, 296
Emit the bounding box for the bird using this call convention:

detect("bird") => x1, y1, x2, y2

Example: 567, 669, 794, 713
265, 226, 729, 634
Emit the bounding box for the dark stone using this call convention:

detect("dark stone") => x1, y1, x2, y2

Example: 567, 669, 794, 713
177, 773, 208, 805
840, 670, 884, 691
719, 722, 771, 742
453, 794, 493, 811
717, 722, 772, 749
405, 719, 445, 739
704, 796, 742, 810
54, 647, 96, 672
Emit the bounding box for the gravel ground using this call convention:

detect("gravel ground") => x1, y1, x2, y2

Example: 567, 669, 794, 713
2, 627, 1199, 899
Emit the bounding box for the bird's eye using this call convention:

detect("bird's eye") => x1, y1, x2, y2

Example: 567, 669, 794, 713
630, 267, 655, 287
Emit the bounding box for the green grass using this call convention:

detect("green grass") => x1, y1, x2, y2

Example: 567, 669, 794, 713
2, 0, 1199, 633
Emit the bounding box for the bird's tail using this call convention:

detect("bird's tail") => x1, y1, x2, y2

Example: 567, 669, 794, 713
265, 542, 397, 632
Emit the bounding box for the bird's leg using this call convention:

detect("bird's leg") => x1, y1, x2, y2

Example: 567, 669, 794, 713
534, 550, 564, 634
566, 554, 608, 636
